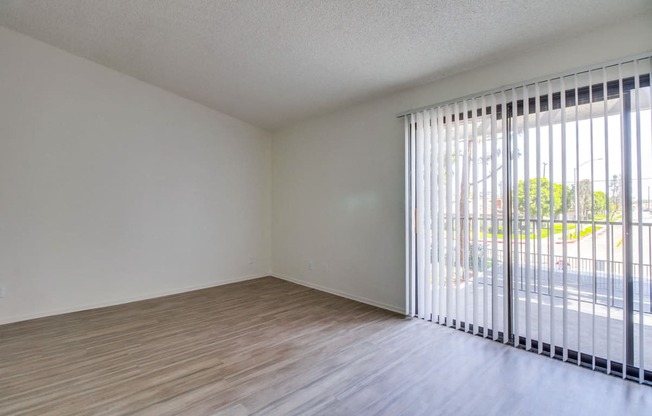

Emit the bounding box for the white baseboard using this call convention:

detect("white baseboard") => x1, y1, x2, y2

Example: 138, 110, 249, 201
0, 273, 270, 326
271, 273, 404, 315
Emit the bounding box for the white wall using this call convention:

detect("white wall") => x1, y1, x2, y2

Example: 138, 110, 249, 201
271, 13, 652, 313
0, 27, 271, 324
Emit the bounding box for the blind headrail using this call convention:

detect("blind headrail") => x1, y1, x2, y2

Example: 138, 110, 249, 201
396, 51, 652, 118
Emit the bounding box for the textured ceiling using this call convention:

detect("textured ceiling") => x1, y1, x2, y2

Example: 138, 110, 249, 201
1, 1, 650, 131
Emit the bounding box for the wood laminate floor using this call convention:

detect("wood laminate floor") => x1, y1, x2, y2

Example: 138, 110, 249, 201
1, 277, 650, 416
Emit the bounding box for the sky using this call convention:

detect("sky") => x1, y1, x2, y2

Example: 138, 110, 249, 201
471, 87, 652, 201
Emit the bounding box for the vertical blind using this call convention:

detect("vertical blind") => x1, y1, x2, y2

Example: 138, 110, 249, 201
405, 54, 652, 384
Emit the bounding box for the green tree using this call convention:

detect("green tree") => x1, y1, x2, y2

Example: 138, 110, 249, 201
593, 191, 606, 216
517, 178, 569, 218
576, 179, 594, 221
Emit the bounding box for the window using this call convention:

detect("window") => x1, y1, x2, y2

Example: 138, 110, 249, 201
405, 54, 652, 383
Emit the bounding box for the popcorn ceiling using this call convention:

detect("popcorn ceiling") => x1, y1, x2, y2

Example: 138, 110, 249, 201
0, 0, 648, 131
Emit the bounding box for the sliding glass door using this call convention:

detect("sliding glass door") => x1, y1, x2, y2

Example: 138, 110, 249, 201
406, 55, 652, 383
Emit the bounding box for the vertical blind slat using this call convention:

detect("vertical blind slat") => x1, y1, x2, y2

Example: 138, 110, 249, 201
454, 102, 462, 330
548, 80, 556, 358
424, 111, 433, 320
561, 75, 569, 362
617, 63, 627, 379
446, 104, 454, 326
574, 74, 581, 364
535, 81, 543, 355
588, 69, 597, 369
511, 87, 520, 347
502, 91, 510, 343
603, 66, 613, 374
405, 116, 412, 315
634, 59, 643, 383
523, 84, 532, 351
472, 98, 480, 335
491, 96, 500, 341
482, 95, 489, 338
416, 112, 425, 319
431, 108, 440, 323
463, 100, 470, 332
438, 108, 447, 323
410, 114, 417, 317
645, 56, 652, 381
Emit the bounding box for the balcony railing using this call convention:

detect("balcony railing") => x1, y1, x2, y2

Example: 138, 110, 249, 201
441, 217, 652, 314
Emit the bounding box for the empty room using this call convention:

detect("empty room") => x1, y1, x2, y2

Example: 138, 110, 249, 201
1, 1, 652, 415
